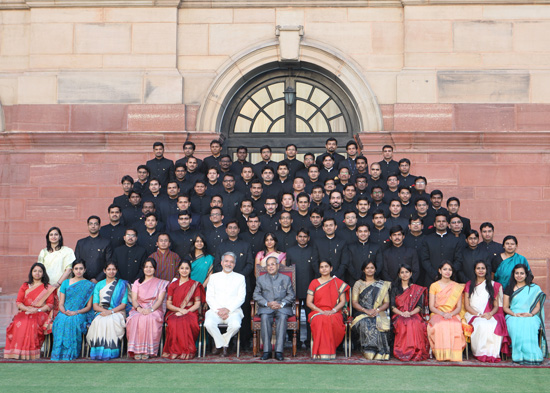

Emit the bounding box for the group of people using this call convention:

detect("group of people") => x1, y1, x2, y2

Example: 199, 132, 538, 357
3, 139, 548, 365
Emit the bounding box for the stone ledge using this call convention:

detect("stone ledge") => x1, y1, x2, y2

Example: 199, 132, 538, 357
3, 0, 550, 9
1, 130, 549, 153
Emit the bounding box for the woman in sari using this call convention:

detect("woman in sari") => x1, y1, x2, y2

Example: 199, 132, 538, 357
503, 264, 548, 365
255, 233, 286, 275
428, 261, 466, 362
51, 260, 95, 361
390, 264, 429, 362
38, 227, 75, 287
86, 261, 128, 360
493, 235, 530, 290
189, 234, 214, 287
127, 258, 169, 360
162, 260, 205, 359
463, 261, 510, 363
306, 260, 349, 359
4, 263, 56, 360
351, 261, 391, 360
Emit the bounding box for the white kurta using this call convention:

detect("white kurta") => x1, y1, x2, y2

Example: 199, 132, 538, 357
204, 271, 246, 348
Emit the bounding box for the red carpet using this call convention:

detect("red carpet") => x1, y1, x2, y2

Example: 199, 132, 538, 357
1, 348, 548, 368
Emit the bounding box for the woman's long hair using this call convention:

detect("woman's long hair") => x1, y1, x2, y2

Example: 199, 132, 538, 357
393, 264, 413, 288
261, 232, 280, 254
27, 262, 50, 288
138, 258, 157, 284
189, 233, 209, 259
507, 263, 534, 292
468, 261, 494, 304
360, 261, 379, 281
46, 226, 63, 252
434, 261, 456, 281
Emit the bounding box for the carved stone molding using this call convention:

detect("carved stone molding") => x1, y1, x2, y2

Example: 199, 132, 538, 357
276, 25, 304, 62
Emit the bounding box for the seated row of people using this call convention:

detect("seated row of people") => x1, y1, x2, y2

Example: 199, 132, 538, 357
5, 256, 546, 365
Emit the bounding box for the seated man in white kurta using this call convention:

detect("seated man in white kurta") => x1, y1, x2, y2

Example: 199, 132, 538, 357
204, 251, 246, 357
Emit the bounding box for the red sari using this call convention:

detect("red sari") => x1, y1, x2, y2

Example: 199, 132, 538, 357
4, 283, 56, 360
392, 284, 429, 361
162, 279, 205, 359
308, 277, 349, 359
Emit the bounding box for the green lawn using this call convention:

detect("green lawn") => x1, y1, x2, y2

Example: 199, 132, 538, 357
1, 363, 549, 392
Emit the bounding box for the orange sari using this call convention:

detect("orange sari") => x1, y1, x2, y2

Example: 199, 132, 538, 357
427, 281, 465, 361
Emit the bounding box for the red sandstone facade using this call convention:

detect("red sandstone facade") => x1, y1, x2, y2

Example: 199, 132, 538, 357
1, 2, 549, 294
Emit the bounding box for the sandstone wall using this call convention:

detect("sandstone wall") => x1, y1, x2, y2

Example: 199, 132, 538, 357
1, 2, 549, 293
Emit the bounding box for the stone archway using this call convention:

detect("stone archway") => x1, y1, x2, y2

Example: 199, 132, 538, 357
196, 39, 383, 135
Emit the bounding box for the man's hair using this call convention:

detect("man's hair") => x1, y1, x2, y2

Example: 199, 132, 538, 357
144, 212, 158, 221
480, 222, 495, 231
390, 225, 404, 236
137, 164, 150, 174
382, 144, 393, 151
225, 219, 239, 228
237, 145, 248, 153
221, 251, 237, 262
415, 196, 430, 206
286, 143, 297, 150
177, 209, 191, 218
87, 215, 101, 225
415, 176, 427, 184
325, 137, 337, 144
357, 223, 372, 232
260, 145, 272, 153
447, 196, 461, 207
121, 175, 134, 185
310, 207, 324, 218
322, 217, 336, 226
372, 209, 386, 218
107, 204, 121, 213
210, 139, 221, 146
398, 158, 411, 166
346, 140, 357, 149
430, 189, 443, 198
398, 185, 411, 193
183, 141, 196, 150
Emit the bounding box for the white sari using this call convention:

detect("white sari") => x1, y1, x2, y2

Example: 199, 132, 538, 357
465, 281, 503, 361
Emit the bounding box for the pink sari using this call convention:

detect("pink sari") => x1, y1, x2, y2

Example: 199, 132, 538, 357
126, 277, 169, 356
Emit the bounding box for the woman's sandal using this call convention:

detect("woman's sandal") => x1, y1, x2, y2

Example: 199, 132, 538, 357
135, 355, 142, 360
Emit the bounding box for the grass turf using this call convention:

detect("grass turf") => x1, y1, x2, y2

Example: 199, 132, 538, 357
1, 363, 550, 393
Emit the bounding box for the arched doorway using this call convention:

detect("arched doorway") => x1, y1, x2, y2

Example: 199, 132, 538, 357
220, 62, 361, 162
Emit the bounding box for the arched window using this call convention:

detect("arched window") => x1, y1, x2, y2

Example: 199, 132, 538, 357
221, 62, 360, 161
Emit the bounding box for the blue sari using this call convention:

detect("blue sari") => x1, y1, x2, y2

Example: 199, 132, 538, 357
494, 253, 529, 290
51, 279, 95, 361
506, 284, 548, 365
190, 254, 214, 285
87, 279, 128, 360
